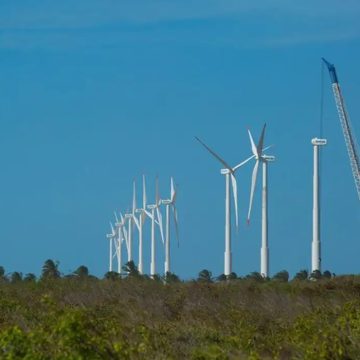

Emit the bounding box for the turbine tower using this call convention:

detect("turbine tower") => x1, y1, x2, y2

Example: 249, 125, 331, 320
160, 177, 179, 275
106, 222, 116, 272
196, 137, 255, 277
311, 137, 327, 273
115, 212, 128, 275
147, 177, 164, 278
133, 176, 150, 275
246, 124, 274, 278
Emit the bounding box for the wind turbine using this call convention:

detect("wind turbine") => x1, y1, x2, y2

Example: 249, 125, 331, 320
147, 177, 164, 278
160, 177, 179, 275
115, 212, 128, 275
106, 222, 116, 272
133, 176, 151, 275
246, 124, 275, 278
196, 137, 255, 277
123, 183, 136, 263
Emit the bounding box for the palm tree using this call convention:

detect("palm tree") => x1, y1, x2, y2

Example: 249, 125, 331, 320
41, 259, 60, 279
73, 265, 89, 278
122, 261, 139, 277
197, 269, 213, 283
10, 272, 22, 283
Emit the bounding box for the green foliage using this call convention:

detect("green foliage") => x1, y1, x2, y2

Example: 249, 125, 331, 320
0, 264, 360, 358
10, 272, 22, 283
122, 260, 139, 277
272, 270, 289, 282
294, 269, 308, 281
73, 265, 89, 278
310, 269, 322, 281
197, 269, 213, 283
23, 273, 37, 282
104, 271, 120, 280
163, 271, 180, 284
246, 271, 264, 282
41, 259, 60, 280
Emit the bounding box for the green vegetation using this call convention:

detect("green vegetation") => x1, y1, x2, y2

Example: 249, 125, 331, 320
0, 261, 358, 358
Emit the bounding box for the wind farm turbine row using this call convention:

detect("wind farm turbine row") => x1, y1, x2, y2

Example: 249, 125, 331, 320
107, 176, 178, 277
196, 124, 275, 278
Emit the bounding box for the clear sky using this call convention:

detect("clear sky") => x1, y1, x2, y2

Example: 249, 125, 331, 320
0, 1, 359, 278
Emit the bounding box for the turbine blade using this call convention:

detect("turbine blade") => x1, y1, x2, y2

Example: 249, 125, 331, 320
142, 175, 147, 209
155, 176, 160, 206
132, 180, 136, 215
233, 154, 256, 171
172, 204, 179, 247
110, 221, 115, 236
247, 160, 259, 224
122, 226, 129, 252
230, 174, 239, 231
195, 137, 233, 173
114, 211, 119, 224
132, 214, 140, 230
248, 130, 257, 156
171, 177, 177, 203
144, 209, 153, 219
156, 207, 164, 245
257, 123, 266, 155
120, 212, 125, 225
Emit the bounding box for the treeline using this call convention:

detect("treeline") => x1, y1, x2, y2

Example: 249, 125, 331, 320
0, 258, 335, 284
0, 260, 359, 358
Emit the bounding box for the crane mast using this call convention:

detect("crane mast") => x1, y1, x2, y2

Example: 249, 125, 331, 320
322, 58, 360, 200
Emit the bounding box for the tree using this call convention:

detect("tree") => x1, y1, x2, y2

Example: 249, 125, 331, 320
122, 261, 139, 277
197, 269, 213, 283
293, 270, 308, 281
73, 265, 89, 278
23, 273, 36, 282
164, 272, 180, 284
309, 270, 322, 281
104, 271, 120, 280
41, 259, 60, 280
272, 270, 289, 282
10, 272, 22, 283
0, 266, 5, 278
246, 272, 264, 282
323, 270, 332, 279
217, 274, 227, 282
228, 272, 238, 280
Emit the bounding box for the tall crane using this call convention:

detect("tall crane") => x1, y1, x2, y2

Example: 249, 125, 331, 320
322, 58, 360, 200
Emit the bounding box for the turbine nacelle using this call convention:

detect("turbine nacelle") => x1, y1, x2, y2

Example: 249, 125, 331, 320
220, 168, 232, 175
312, 138, 327, 146
262, 155, 275, 162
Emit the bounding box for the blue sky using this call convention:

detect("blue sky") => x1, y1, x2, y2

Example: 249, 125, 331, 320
0, 1, 359, 278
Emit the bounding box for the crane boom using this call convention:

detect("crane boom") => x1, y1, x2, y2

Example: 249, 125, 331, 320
322, 58, 360, 200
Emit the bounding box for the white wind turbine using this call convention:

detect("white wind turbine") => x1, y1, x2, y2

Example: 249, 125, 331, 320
160, 177, 179, 275
196, 137, 255, 277
114, 212, 128, 275
133, 176, 152, 275
106, 222, 117, 272
124, 185, 136, 263
147, 177, 164, 278
246, 124, 275, 278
